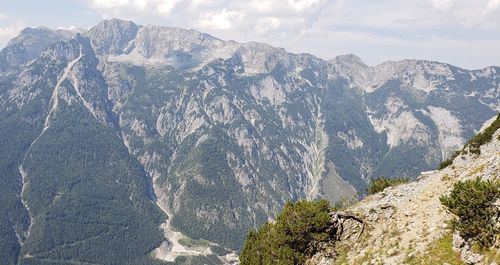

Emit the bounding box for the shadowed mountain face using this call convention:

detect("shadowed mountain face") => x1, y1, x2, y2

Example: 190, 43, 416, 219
0, 19, 498, 264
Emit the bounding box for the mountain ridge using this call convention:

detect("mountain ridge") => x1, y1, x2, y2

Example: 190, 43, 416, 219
5, 19, 499, 74
307, 114, 500, 265
0, 18, 498, 264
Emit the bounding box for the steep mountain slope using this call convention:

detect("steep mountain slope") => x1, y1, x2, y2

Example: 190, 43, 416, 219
0, 34, 166, 265
308, 115, 500, 265
0, 19, 498, 264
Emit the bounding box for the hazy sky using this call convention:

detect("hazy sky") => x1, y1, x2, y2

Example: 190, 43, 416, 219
1, 0, 499, 69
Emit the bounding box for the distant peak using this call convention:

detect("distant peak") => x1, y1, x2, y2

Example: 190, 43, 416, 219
7, 26, 74, 48
89, 18, 139, 36
96, 18, 137, 28
20, 26, 53, 35
330, 54, 367, 67
88, 18, 139, 55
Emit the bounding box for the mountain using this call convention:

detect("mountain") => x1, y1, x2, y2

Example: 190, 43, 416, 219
305, 114, 500, 265
0, 19, 498, 264
239, 114, 500, 265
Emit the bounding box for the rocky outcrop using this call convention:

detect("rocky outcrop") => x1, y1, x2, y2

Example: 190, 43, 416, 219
311, 116, 500, 264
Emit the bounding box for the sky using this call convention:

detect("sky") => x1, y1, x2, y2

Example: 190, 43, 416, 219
0, 0, 499, 69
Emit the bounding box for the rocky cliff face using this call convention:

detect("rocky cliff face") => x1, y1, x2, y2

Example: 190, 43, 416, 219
309, 115, 500, 265
0, 18, 498, 264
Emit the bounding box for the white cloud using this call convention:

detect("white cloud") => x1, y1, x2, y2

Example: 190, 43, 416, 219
156, 0, 182, 15
255, 17, 281, 34
286, 0, 323, 10
89, 0, 183, 15
249, 0, 274, 12
0, 25, 25, 48
91, 0, 130, 8
424, 0, 500, 28
432, 0, 453, 10
198, 9, 245, 30
69, 0, 500, 68
0, 27, 19, 38
486, 0, 500, 12
0, 13, 7, 19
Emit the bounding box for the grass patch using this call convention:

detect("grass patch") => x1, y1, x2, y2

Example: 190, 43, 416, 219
332, 245, 349, 265
441, 174, 453, 182
210, 244, 231, 256
405, 231, 464, 265
178, 237, 211, 248
367, 177, 409, 195
471, 244, 500, 264
470, 164, 486, 175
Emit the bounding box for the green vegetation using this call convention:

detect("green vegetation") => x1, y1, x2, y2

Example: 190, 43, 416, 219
440, 178, 500, 248
439, 113, 500, 169
178, 238, 210, 248
471, 243, 500, 264
405, 231, 464, 265
466, 113, 500, 155
240, 200, 333, 265
0, 59, 61, 264
168, 129, 255, 250
332, 197, 358, 211
19, 102, 166, 264
171, 255, 223, 265
438, 150, 461, 170
367, 177, 409, 195
210, 245, 231, 256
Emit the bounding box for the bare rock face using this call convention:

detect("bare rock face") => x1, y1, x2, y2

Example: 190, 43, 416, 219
313, 118, 500, 265
0, 26, 74, 72
88, 19, 139, 55
0, 19, 499, 263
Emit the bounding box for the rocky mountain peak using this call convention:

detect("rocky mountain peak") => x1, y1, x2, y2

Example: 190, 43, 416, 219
88, 18, 139, 55
0, 26, 74, 72
85, 19, 297, 74
309, 115, 500, 265
0, 19, 498, 264
330, 54, 367, 67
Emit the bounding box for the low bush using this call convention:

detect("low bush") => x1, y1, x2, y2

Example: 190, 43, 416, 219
438, 151, 461, 170
367, 177, 409, 195
467, 114, 500, 155
240, 200, 333, 265
440, 178, 500, 248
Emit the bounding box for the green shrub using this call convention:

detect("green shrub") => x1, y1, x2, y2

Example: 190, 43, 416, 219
240, 200, 333, 265
438, 159, 454, 170
440, 178, 500, 248
466, 113, 500, 155
211, 245, 231, 256
438, 113, 499, 169
367, 177, 409, 195
438, 150, 461, 170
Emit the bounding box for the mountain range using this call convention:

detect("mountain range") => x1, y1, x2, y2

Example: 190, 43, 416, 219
0, 19, 498, 264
